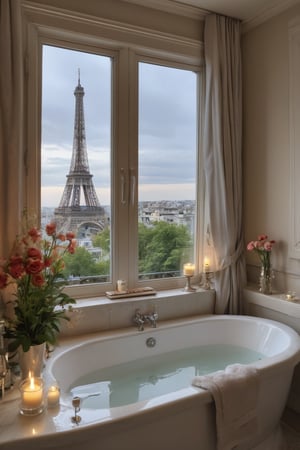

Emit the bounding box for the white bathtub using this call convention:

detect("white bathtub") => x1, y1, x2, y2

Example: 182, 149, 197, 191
1, 314, 300, 450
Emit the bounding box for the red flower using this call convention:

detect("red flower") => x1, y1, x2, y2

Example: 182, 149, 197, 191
27, 247, 42, 259
8, 256, 25, 278
66, 231, 75, 240
31, 273, 45, 287
25, 258, 44, 275
43, 256, 53, 268
28, 227, 41, 242
68, 239, 77, 254
46, 222, 56, 236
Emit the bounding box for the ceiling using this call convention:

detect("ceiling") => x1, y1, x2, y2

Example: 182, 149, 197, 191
122, 0, 300, 27
171, 0, 299, 21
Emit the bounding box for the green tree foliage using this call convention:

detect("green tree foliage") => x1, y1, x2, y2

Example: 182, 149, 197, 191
63, 246, 101, 277
138, 222, 192, 275
92, 228, 110, 255
63, 223, 192, 280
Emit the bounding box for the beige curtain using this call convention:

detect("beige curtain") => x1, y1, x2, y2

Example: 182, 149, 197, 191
0, 0, 24, 257
203, 14, 246, 314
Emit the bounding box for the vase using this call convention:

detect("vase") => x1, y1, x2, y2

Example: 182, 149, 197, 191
18, 343, 46, 379
259, 266, 273, 295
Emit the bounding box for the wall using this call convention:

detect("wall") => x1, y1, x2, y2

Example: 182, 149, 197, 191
243, 4, 300, 295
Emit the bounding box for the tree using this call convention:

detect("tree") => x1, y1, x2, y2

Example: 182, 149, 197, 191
138, 221, 192, 275
63, 247, 100, 277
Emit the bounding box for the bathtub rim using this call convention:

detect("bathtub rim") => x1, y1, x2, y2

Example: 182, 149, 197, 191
49, 313, 300, 375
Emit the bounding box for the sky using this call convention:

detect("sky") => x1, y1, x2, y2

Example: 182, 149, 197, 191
41, 45, 198, 207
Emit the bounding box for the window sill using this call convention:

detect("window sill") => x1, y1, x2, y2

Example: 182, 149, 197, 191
59, 288, 215, 338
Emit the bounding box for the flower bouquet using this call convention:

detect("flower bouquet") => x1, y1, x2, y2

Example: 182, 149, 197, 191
247, 234, 276, 294
0, 219, 77, 352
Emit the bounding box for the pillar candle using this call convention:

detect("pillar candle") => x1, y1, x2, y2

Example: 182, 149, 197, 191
183, 263, 195, 276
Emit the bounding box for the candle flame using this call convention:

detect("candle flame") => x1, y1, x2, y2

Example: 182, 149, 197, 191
29, 371, 35, 389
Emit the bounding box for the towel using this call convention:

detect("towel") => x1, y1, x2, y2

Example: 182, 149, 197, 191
192, 364, 259, 450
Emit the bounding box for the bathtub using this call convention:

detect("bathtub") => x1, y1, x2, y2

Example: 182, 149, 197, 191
1, 314, 300, 450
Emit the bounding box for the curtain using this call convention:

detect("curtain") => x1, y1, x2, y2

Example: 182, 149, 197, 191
0, 0, 24, 257
203, 14, 246, 314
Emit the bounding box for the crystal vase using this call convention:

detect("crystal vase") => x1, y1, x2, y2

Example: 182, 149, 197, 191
259, 266, 273, 295
18, 343, 46, 379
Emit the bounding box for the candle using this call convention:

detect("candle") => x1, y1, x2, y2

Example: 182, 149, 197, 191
20, 374, 44, 415
47, 384, 60, 407
117, 279, 127, 292
203, 258, 210, 273
183, 263, 195, 277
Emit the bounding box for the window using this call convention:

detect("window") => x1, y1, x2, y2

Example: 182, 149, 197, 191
25, 5, 203, 298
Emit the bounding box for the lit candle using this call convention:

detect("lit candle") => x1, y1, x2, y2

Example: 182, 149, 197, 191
183, 263, 195, 277
203, 258, 210, 273
20, 373, 44, 412
47, 384, 60, 408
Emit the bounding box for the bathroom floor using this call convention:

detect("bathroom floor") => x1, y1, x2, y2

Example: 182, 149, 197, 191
282, 408, 300, 449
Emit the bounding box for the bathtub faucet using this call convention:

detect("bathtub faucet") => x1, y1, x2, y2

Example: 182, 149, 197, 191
144, 312, 158, 328
133, 309, 158, 331
133, 309, 145, 331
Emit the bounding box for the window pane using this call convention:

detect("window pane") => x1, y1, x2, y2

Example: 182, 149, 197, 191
138, 62, 197, 280
41, 45, 111, 285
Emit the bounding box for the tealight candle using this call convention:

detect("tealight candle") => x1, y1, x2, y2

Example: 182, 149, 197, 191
183, 263, 195, 277
19, 374, 44, 416
47, 384, 60, 408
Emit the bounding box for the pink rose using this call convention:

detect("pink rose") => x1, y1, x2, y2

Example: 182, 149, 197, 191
66, 231, 75, 240
247, 241, 255, 251
258, 234, 268, 241
264, 241, 273, 251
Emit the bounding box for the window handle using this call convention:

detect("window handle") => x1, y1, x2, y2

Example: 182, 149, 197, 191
130, 169, 136, 206
120, 168, 126, 205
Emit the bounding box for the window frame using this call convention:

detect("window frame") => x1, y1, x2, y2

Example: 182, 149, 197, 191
23, 3, 205, 298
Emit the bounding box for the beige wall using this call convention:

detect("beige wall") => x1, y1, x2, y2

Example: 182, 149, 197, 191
243, 4, 300, 293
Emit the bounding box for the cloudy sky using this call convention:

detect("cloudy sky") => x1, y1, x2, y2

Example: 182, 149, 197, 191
41, 45, 198, 207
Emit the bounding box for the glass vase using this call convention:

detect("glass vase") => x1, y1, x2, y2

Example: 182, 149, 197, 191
259, 266, 273, 295
18, 343, 46, 379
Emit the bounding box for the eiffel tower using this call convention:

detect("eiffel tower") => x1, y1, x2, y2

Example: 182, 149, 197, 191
54, 72, 106, 237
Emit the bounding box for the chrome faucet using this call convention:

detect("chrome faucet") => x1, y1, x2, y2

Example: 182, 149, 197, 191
133, 309, 145, 331
133, 309, 158, 331
144, 312, 158, 328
